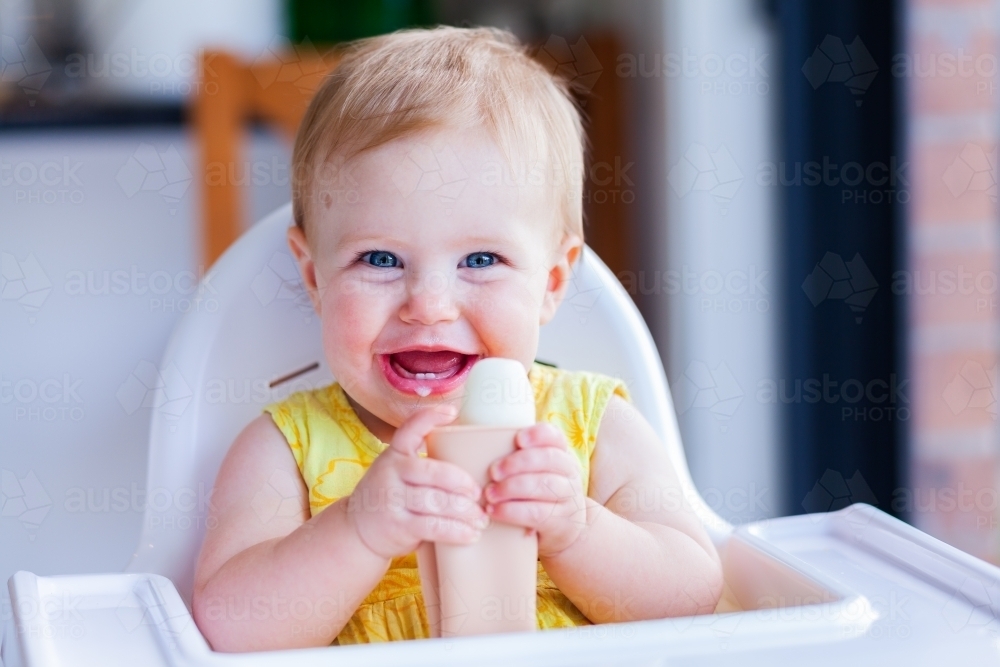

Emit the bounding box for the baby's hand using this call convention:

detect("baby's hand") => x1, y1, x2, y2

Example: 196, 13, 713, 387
484, 423, 587, 557
347, 405, 489, 560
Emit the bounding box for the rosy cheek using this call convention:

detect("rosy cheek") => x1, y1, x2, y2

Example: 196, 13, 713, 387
321, 288, 375, 365
463, 279, 541, 358
344, 294, 377, 329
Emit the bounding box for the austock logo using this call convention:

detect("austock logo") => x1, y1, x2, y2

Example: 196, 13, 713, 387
1, 469, 52, 539
802, 469, 878, 516
801, 252, 878, 324
672, 361, 744, 432
561, 255, 604, 324
942, 576, 1000, 635
942, 143, 997, 202
116, 578, 192, 637
251, 252, 315, 322
116, 360, 193, 429
668, 144, 743, 214
0, 252, 52, 322
251, 470, 304, 523
943, 361, 997, 419
801, 35, 879, 106
0, 34, 51, 104
116, 144, 193, 214
535, 35, 602, 94
251, 37, 334, 93
391, 144, 468, 203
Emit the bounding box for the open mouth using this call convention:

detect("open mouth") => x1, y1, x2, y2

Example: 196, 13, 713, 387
379, 350, 479, 396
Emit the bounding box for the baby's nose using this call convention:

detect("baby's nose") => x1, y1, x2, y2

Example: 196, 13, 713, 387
400, 271, 460, 324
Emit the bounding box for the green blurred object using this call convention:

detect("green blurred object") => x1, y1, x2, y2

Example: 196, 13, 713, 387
288, 0, 439, 44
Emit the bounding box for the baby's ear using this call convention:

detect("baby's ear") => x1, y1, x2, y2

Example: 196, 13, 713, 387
287, 225, 322, 315
539, 234, 583, 325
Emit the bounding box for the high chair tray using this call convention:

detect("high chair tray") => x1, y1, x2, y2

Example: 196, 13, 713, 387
4, 504, 1000, 666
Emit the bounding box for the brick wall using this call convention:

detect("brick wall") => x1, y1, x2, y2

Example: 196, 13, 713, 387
907, 0, 1000, 561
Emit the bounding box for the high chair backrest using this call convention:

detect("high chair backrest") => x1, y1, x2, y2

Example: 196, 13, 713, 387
126, 204, 727, 605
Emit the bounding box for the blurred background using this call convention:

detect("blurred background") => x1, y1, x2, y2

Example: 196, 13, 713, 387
1, 0, 997, 603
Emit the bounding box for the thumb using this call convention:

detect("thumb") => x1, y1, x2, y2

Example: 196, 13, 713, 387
390, 404, 457, 457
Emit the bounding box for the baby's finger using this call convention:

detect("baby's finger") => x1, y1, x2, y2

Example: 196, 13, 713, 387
400, 457, 480, 499
390, 404, 457, 457
515, 423, 568, 450
485, 473, 574, 504
415, 513, 483, 545
486, 499, 558, 530
405, 485, 488, 523
489, 446, 578, 481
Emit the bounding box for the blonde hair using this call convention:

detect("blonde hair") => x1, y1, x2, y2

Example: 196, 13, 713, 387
291, 26, 585, 241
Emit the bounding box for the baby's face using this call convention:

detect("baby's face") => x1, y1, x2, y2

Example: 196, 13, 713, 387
289, 125, 580, 432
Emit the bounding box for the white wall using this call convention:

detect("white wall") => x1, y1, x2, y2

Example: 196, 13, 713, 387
75, 0, 284, 98
660, 0, 780, 523
0, 127, 290, 594
607, 0, 781, 524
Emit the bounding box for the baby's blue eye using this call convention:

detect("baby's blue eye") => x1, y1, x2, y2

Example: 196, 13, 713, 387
464, 252, 497, 269
363, 251, 399, 268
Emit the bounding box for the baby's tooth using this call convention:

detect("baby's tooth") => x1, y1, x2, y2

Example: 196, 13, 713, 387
415, 386, 430, 397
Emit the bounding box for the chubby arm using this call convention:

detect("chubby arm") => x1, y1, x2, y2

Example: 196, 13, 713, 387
485, 396, 723, 623
192, 414, 388, 651
193, 407, 488, 651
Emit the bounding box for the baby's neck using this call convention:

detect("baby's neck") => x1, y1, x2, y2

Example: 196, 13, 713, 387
344, 392, 397, 443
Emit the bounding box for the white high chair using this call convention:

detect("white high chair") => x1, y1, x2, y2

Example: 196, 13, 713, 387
5, 204, 1000, 666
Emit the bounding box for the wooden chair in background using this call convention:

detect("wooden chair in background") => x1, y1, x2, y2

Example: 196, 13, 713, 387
194, 46, 339, 267
566, 34, 630, 284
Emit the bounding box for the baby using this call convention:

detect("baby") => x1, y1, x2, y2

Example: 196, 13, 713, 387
193, 26, 722, 651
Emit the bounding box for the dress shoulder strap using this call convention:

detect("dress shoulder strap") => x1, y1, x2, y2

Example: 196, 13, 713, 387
263, 384, 386, 514
528, 363, 631, 491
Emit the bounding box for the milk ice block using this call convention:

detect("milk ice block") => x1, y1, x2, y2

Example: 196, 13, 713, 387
417, 358, 539, 637
455, 358, 535, 427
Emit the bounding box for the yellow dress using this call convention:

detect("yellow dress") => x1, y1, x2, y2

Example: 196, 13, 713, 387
263, 362, 629, 644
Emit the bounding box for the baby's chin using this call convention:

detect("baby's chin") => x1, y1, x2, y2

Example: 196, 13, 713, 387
360, 395, 463, 440
354, 381, 465, 426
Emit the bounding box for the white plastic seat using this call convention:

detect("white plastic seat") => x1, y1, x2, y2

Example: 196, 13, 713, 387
124, 203, 725, 605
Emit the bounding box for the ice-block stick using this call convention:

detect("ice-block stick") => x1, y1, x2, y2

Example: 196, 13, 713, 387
417, 358, 538, 637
